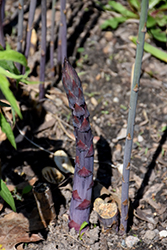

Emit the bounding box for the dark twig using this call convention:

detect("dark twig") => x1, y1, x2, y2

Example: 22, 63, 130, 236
24, 0, 37, 59
39, 0, 47, 100
50, 0, 56, 77
17, 0, 24, 70
57, 0, 67, 66
0, 0, 5, 48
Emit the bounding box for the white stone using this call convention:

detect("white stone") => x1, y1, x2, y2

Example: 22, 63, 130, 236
113, 97, 119, 103
159, 230, 167, 238
125, 236, 140, 248
138, 135, 144, 142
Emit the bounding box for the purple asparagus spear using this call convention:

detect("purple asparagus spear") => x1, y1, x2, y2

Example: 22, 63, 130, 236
62, 58, 94, 231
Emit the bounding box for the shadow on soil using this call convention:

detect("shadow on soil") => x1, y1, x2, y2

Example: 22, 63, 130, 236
128, 127, 167, 231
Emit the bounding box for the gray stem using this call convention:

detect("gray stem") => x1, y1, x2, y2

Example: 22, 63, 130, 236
120, 0, 149, 236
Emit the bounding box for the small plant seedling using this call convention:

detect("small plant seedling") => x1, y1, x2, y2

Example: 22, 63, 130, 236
101, 110, 109, 115
161, 125, 167, 132
22, 185, 32, 195
79, 221, 88, 240
145, 147, 148, 155
120, 104, 127, 111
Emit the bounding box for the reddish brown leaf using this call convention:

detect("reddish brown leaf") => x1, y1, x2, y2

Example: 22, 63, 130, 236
87, 180, 94, 190
72, 190, 82, 201
73, 115, 80, 128
68, 90, 76, 107
73, 103, 85, 117
85, 143, 94, 158
77, 166, 92, 177
68, 220, 80, 231
79, 117, 90, 132
76, 199, 91, 210
77, 140, 87, 151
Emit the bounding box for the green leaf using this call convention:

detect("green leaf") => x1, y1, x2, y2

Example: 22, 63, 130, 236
22, 185, 32, 195
77, 47, 84, 53
0, 112, 16, 148
156, 15, 167, 27
128, 0, 140, 10
108, 1, 138, 18
150, 28, 167, 42
0, 65, 31, 80
21, 78, 40, 85
147, 15, 156, 28
0, 74, 22, 118
101, 16, 127, 30
149, 0, 163, 9
79, 221, 88, 234
0, 60, 20, 75
130, 36, 167, 62
0, 50, 27, 67
0, 179, 16, 211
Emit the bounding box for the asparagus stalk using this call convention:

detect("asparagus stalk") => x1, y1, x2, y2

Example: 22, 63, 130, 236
0, 0, 5, 48
62, 59, 94, 231
24, 0, 37, 59
17, 0, 24, 71
39, 0, 46, 100
58, 0, 67, 66
50, 0, 56, 76
120, 0, 148, 235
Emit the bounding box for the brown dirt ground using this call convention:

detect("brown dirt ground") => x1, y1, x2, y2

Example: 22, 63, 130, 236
0, 0, 167, 249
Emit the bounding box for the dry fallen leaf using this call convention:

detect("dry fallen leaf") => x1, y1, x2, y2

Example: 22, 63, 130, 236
0, 212, 43, 250
54, 150, 74, 174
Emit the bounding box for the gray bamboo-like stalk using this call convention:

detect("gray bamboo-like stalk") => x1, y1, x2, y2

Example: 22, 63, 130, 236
57, 0, 67, 65
17, 0, 24, 71
39, 0, 46, 100
120, 0, 148, 236
50, 0, 56, 76
24, 0, 37, 59
0, 0, 5, 48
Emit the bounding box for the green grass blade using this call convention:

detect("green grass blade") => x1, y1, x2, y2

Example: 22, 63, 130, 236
0, 65, 31, 80
150, 28, 167, 42
0, 74, 22, 118
0, 179, 16, 211
108, 1, 138, 18
128, 0, 140, 10
0, 112, 16, 148
130, 36, 167, 62
101, 16, 127, 30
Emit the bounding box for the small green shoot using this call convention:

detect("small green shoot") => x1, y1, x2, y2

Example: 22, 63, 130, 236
0, 179, 16, 211
77, 47, 84, 53
120, 104, 127, 110
145, 147, 148, 155
161, 148, 165, 156
22, 185, 32, 195
79, 221, 88, 240
161, 125, 167, 132
101, 110, 109, 115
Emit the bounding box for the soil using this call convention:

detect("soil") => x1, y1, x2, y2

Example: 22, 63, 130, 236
1, 0, 167, 249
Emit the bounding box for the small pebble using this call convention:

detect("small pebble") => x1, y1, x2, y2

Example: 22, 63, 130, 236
125, 235, 140, 248
105, 31, 113, 41
143, 230, 156, 240
138, 135, 144, 142
113, 97, 119, 103
159, 230, 167, 238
